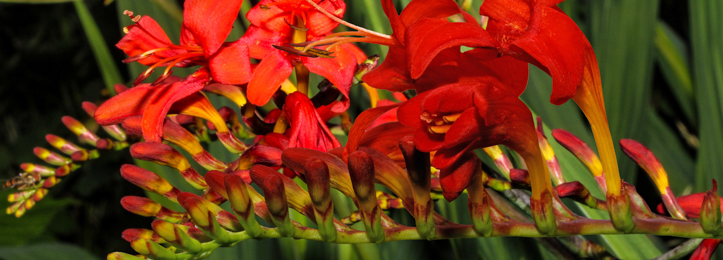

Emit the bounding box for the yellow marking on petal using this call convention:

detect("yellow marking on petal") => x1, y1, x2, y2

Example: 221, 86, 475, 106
428, 125, 452, 134
362, 83, 378, 108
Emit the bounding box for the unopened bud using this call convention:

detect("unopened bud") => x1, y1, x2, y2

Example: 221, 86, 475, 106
348, 151, 384, 243
120, 164, 180, 201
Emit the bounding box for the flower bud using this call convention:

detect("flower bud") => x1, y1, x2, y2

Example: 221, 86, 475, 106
348, 150, 384, 243
620, 139, 686, 220
482, 146, 513, 177
304, 158, 336, 242
700, 181, 722, 235
45, 134, 83, 155
33, 147, 71, 166
120, 164, 180, 202
225, 174, 262, 237
181, 196, 231, 244
107, 252, 146, 260
130, 238, 175, 259
552, 129, 606, 193
130, 143, 208, 189
254, 170, 294, 237
21, 163, 54, 177
399, 137, 434, 239
62, 116, 100, 146
121, 196, 185, 223
151, 220, 202, 253
122, 228, 164, 243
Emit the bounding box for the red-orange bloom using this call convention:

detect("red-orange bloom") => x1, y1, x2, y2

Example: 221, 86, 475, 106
362, 0, 496, 92
240, 0, 361, 110
99, 0, 251, 142
397, 80, 543, 199
283, 92, 340, 152
407, 0, 588, 105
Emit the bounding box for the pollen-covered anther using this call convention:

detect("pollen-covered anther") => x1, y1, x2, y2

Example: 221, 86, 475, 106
443, 113, 462, 123
428, 125, 452, 134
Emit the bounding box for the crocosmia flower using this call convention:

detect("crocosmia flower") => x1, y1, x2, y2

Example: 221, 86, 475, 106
240, 0, 362, 110
398, 80, 551, 201
404, 0, 623, 196
96, 0, 251, 142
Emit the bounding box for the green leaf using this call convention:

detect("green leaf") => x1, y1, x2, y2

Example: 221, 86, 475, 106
0, 243, 99, 260
690, 0, 723, 192
587, 0, 660, 184
654, 21, 696, 123
74, 0, 123, 95
0, 195, 75, 245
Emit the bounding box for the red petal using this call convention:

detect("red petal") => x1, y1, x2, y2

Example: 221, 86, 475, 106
406, 18, 496, 79
238, 26, 286, 59
283, 92, 340, 152
381, 0, 405, 44
209, 41, 252, 85
95, 84, 161, 125
511, 6, 587, 105
400, 0, 476, 27
479, 0, 531, 46
305, 0, 346, 37
439, 154, 477, 201
345, 104, 400, 162
142, 70, 210, 142
432, 141, 476, 170
181, 0, 244, 56
116, 16, 183, 66
246, 0, 293, 36
359, 122, 416, 166
247, 50, 293, 106
443, 108, 482, 149
464, 49, 529, 97
303, 44, 357, 105
362, 46, 415, 92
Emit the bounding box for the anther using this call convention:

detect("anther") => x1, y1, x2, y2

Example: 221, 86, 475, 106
428, 125, 452, 134
443, 113, 462, 123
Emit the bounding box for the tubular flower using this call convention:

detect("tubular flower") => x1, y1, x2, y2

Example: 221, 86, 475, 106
283, 92, 340, 152
397, 82, 552, 202
240, 0, 362, 110
101, 0, 251, 142
404, 0, 622, 196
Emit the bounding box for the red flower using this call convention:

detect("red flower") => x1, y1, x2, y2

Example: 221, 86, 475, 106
397, 80, 551, 200
283, 92, 340, 152
401, 0, 623, 196
98, 0, 251, 142
362, 0, 499, 92
239, 0, 362, 110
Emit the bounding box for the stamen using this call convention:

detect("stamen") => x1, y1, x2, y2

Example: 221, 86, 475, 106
428, 125, 452, 134
443, 113, 462, 123
302, 0, 392, 40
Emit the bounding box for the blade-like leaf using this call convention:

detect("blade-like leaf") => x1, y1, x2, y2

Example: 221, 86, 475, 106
654, 21, 696, 124
74, 0, 123, 95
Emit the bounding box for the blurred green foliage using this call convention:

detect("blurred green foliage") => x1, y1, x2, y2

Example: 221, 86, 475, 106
0, 0, 718, 259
